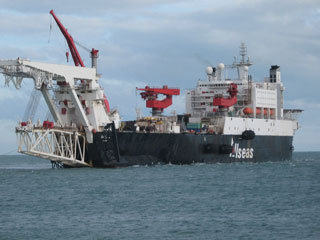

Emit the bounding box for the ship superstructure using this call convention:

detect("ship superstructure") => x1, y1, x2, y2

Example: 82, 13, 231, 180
183, 43, 301, 137
186, 43, 283, 119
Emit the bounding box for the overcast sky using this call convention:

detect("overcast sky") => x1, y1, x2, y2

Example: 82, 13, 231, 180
0, 0, 319, 153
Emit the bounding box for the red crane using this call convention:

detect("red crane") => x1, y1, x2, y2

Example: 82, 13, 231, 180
213, 83, 238, 108
50, 9, 85, 67
50, 9, 110, 112
137, 85, 180, 116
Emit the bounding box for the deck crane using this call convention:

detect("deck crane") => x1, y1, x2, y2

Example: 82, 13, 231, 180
137, 85, 180, 116
49, 9, 110, 112
49, 10, 84, 67
49, 9, 99, 68
213, 83, 238, 108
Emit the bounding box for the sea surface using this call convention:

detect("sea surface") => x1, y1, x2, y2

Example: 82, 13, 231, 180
0, 152, 319, 240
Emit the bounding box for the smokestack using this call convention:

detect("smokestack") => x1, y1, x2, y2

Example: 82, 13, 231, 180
91, 48, 99, 71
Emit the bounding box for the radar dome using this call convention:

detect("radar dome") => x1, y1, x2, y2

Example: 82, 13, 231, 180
206, 66, 213, 75
217, 63, 225, 69
243, 66, 249, 71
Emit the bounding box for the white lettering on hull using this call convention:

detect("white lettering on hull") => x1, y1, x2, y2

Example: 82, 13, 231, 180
229, 138, 254, 159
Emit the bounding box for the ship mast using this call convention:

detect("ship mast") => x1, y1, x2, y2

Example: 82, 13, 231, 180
240, 42, 247, 64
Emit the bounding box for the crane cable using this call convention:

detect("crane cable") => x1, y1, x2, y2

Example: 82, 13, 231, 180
48, 15, 52, 43
65, 41, 69, 62
48, 15, 69, 63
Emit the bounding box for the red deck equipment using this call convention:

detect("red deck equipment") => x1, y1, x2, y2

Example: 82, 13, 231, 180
137, 85, 180, 116
213, 83, 238, 108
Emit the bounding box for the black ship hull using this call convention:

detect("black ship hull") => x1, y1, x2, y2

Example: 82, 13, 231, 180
87, 131, 293, 168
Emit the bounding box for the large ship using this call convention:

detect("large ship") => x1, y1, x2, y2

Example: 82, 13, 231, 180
0, 11, 302, 168
111, 43, 302, 167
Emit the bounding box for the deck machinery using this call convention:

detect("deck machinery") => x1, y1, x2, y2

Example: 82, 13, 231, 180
137, 86, 180, 116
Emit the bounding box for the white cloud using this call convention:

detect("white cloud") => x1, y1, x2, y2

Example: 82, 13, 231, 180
286, 99, 320, 110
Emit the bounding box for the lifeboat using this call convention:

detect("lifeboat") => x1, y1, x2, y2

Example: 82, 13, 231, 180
243, 107, 254, 115
243, 107, 275, 115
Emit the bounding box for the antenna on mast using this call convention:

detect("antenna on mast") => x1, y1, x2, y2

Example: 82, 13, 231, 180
240, 42, 247, 63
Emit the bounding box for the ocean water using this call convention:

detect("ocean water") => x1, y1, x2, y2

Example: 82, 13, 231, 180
0, 153, 319, 240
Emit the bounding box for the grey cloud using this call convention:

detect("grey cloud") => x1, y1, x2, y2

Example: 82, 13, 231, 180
0, 0, 186, 15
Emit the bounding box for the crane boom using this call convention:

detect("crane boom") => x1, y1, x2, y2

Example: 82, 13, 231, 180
49, 9, 110, 113
49, 9, 84, 67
